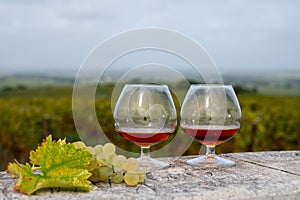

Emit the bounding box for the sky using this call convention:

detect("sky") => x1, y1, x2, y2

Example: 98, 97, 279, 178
0, 0, 299, 74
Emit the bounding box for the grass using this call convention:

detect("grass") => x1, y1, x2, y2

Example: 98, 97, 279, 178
0, 81, 299, 170
257, 85, 300, 96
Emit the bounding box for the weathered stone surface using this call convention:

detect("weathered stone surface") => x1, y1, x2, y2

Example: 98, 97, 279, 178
1, 151, 299, 199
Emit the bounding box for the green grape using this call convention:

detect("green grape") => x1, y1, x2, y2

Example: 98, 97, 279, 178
112, 155, 127, 170
96, 152, 114, 166
94, 144, 103, 155
88, 167, 100, 182
124, 172, 139, 186
96, 152, 105, 161
110, 153, 116, 160
104, 157, 112, 166
90, 166, 114, 182
86, 146, 95, 155
73, 141, 86, 149
98, 166, 114, 181
125, 158, 139, 171
107, 153, 116, 165
96, 153, 106, 166
111, 172, 124, 184
103, 143, 116, 156
86, 157, 98, 171
88, 172, 101, 183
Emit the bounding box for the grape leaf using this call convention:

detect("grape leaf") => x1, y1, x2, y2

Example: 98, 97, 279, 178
7, 135, 93, 195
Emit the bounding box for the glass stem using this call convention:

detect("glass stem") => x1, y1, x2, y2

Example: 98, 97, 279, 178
140, 146, 151, 160
206, 146, 216, 159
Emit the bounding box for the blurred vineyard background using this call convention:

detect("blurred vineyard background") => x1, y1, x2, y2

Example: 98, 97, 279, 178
0, 74, 300, 170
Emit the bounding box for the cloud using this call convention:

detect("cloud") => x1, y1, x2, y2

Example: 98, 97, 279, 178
0, 0, 299, 72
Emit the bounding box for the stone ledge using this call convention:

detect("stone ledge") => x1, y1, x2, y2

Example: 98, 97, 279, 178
1, 151, 300, 200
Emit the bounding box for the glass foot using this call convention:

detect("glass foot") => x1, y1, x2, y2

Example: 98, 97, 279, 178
186, 154, 235, 168
137, 156, 170, 172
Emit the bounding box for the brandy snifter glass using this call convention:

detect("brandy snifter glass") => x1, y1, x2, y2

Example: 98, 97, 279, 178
181, 84, 241, 167
114, 84, 177, 171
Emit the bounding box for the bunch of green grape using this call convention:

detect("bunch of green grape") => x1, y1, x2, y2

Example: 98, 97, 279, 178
73, 141, 146, 186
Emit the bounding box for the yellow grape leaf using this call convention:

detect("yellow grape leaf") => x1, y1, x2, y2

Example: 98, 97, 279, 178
7, 135, 93, 195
